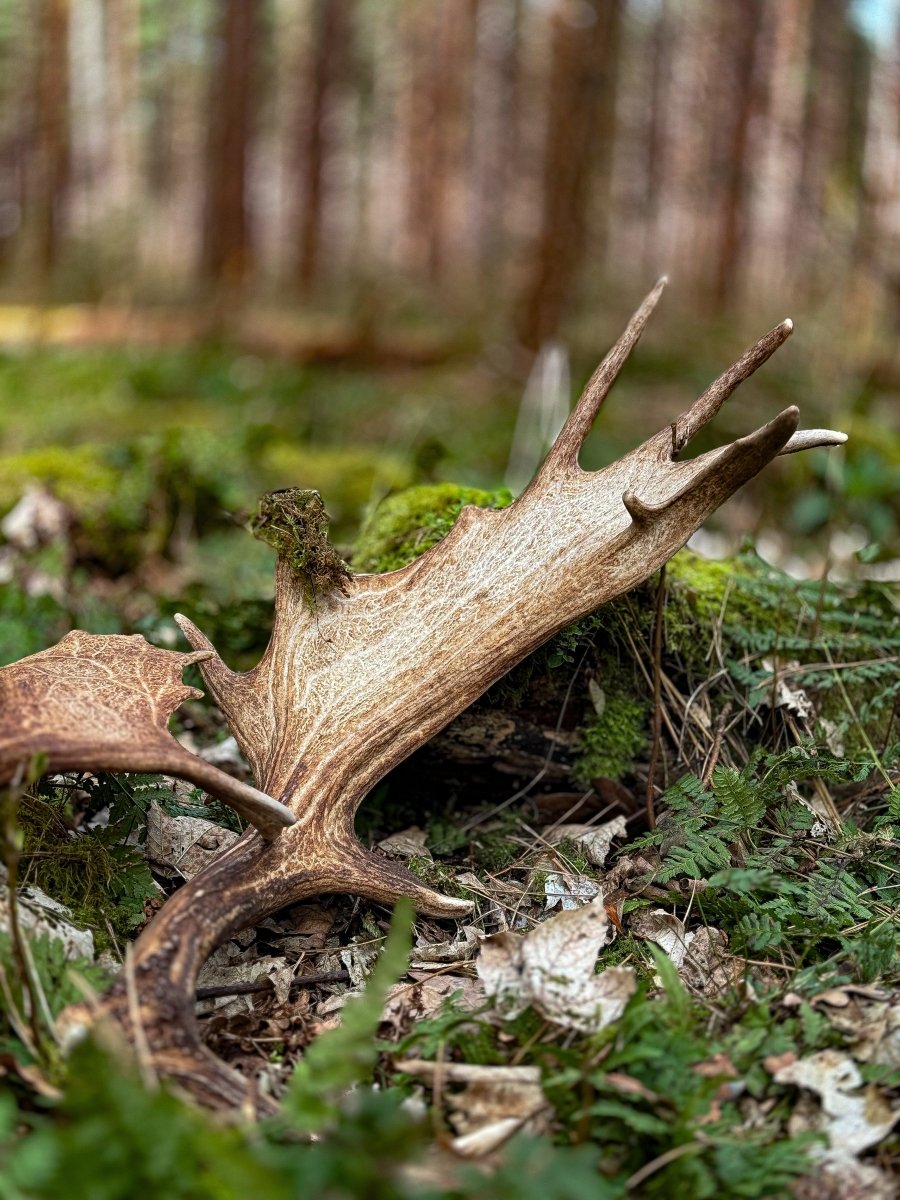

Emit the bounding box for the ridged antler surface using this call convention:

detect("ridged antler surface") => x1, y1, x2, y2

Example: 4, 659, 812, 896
52, 281, 844, 1107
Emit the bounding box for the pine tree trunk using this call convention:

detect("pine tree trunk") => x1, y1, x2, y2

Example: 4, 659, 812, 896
202, 0, 261, 290
516, 0, 622, 350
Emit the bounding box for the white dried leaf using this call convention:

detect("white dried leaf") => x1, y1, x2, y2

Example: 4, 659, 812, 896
477, 896, 635, 1034
1, 486, 69, 549
773, 1049, 898, 1159
547, 815, 627, 867
630, 908, 695, 968
761, 658, 815, 720
195, 949, 292, 1017
543, 871, 600, 910
588, 678, 606, 718
412, 925, 480, 964
0, 865, 94, 962
398, 1060, 549, 1158
145, 799, 239, 880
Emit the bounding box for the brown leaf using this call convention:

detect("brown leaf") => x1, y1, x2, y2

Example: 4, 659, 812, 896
0, 631, 294, 838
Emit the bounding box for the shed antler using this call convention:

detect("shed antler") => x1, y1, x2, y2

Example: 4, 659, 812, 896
49, 281, 843, 1106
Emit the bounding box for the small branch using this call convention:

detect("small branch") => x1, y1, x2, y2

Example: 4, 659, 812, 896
195, 969, 350, 1003
701, 704, 732, 787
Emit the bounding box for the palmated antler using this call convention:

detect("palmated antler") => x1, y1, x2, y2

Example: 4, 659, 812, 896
40, 281, 844, 1106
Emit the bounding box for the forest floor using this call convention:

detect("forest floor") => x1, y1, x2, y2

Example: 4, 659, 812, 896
0, 334, 898, 1198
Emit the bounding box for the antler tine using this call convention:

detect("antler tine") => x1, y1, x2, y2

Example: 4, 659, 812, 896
778, 428, 848, 455
539, 276, 667, 476
174, 613, 241, 700
672, 319, 794, 454
623, 406, 801, 525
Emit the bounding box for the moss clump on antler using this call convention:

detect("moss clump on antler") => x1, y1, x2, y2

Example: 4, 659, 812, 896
250, 487, 351, 603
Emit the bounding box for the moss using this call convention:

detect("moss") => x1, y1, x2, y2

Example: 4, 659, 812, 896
250, 488, 350, 604
351, 482, 513, 574
405, 855, 472, 900
0, 444, 150, 530
572, 688, 649, 787
16, 793, 156, 948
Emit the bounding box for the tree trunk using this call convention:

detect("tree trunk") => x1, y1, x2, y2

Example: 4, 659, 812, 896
295, 0, 348, 293
516, 0, 622, 350
712, 3, 762, 310
33, 0, 71, 279
202, 0, 261, 290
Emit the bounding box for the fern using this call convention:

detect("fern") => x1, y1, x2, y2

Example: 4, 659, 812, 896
712, 766, 765, 829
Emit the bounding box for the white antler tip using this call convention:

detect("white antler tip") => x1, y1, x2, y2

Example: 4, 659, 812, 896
781, 318, 793, 334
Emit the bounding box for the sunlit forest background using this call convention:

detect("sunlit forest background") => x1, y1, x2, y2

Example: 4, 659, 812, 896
0, 0, 898, 607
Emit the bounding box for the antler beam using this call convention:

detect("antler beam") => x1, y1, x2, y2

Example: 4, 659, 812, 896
45, 281, 843, 1106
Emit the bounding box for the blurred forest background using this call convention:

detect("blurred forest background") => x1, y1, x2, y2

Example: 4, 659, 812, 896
0, 0, 898, 592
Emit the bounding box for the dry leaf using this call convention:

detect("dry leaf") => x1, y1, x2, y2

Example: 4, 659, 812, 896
543, 871, 600, 910
772, 1049, 898, 1159
377, 826, 431, 859
397, 1060, 550, 1157
1, 486, 69, 550
145, 800, 240, 880
819, 992, 900, 1070
631, 911, 743, 997
381, 974, 485, 1036
411, 925, 480, 965
546, 815, 628, 866
0, 863, 95, 962
0, 630, 294, 837
476, 896, 635, 1034
195, 946, 294, 1017
630, 908, 695, 967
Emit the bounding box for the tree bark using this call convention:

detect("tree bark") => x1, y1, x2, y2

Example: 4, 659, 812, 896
33, 0, 71, 279
516, 0, 622, 350
295, 0, 349, 292
202, 0, 261, 290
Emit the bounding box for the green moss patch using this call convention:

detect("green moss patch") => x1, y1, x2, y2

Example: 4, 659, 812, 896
351, 482, 512, 574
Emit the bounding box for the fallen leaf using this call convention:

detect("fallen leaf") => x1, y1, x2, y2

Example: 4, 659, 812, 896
0, 631, 294, 837
146, 800, 240, 880
396, 1060, 550, 1158
542, 871, 600, 910
378, 826, 431, 860
411, 925, 480, 965
545, 815, 628, 866
772, 1049, 898, 1159
381, 975, 486, 1037
0, 864, 95, 962
476, 896, 635, 1034
195, 946, 295, 1017
630, 908, 695, 967
0, 486, 69, 550
820, 992, 900, 1070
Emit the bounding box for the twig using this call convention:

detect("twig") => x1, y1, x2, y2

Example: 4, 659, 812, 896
701, 704, 732, 787
125, 945, 158, 1092
626, 1140, 702, 1189
195, 969, 350, 1002
645, 566, 667, 829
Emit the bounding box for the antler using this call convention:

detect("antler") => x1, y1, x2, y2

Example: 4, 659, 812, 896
50, 281, 843, 1106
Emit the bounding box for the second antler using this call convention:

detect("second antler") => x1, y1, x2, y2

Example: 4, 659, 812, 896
34, 281, 844, 1106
